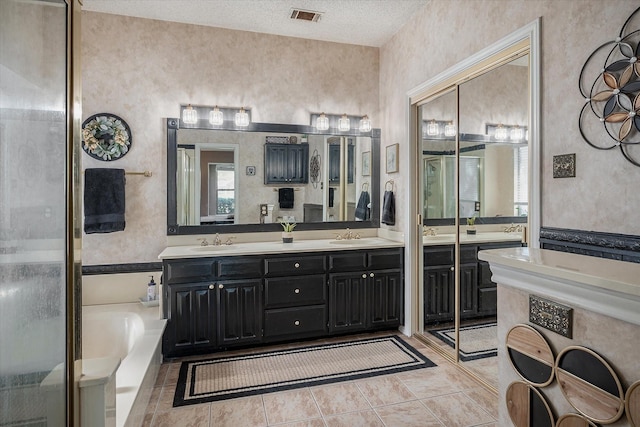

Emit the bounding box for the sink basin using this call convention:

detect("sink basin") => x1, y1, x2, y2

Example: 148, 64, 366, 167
190, 245, 232, 252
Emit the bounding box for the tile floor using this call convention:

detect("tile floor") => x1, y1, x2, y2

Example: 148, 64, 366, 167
143, 334, 498, 427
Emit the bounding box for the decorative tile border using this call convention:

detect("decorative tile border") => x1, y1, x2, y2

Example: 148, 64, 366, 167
540, 227, 640, 263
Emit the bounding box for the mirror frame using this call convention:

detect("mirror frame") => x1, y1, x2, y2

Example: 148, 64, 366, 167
166, 118, 381, 235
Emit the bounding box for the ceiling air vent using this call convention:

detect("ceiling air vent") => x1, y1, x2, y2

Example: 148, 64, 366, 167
290, 8, 322, 22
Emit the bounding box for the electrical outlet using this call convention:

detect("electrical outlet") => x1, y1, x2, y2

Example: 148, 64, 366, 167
474, 201, 480, 212
260, 204, 268, 216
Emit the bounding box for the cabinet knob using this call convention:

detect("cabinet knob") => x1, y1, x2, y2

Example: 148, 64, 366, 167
450, 266, 455, 271
294, 320, 300, 326
362, 274, 367, 279
209, 284, 215, 290
370, 273, 375, 278
294, 262, 300, 268
294, 288, 300, 294
218, 284, 224, 289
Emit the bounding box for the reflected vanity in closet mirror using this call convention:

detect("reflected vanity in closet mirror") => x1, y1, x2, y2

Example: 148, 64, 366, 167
166, 118, 380, 235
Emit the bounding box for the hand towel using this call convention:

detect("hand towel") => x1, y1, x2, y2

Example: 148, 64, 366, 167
354, 190, 370, 221
278, 187, 294, 209
381, 190, 395, 225
84, 168, 126, 234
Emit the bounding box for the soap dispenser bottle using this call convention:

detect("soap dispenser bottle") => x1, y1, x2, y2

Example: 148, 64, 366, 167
147, 275, 156, 301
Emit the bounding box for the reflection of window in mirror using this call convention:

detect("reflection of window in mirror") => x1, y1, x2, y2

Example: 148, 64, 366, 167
209, 164, 235, 218
514, 146, 528, 216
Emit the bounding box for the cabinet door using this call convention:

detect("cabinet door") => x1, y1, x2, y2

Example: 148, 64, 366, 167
328, 144, 341, 183
217, 279, 263, 347
459, 263, 478, 319
368, 270, 402, 328
265, 144, 288, 183
423, 266, 454, 323
163, 283, 216, 357
328, 272, 367, 333
287, 144, 309, 184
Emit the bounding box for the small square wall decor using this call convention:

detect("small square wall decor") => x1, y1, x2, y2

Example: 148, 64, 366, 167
386, 144, 399, 174
553, 153, 575, 178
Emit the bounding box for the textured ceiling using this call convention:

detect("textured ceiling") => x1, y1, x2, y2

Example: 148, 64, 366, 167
81, 0, 429, 47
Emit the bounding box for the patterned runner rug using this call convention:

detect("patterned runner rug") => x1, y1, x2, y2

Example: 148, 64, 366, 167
174, 335, 436, 406
429, 322, 497, 361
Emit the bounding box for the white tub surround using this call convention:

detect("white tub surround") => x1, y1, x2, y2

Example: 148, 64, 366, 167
82, 303, 167, 427
79, 357, 120, 427
158, 236, 403, 259
480, 248, 640, 426
479, 247, 640, 326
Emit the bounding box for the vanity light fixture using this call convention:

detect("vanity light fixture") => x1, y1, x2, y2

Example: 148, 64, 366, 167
209, 106, 224, 126
494, 124, 508, 141
235, 107, 250, 127
182, 104, 198, 124
316, 113, 330, 131
426, 119, 440, 136
444, 121, 456, 137
338, 114, 350, 132
359, 115, 372, 132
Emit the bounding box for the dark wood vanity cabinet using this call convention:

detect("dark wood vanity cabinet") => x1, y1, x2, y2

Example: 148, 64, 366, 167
162, 256, 263, 358
328, 249, 403, 333
264, 143, 309, 184
423, 241, 520, 324
162, 247, 403, 358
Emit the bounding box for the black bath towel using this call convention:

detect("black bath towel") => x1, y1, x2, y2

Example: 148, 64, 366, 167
354, 190, 370, 221
381, 190, 395, 226
278, 187, 294, 209
84, 168, 126, 234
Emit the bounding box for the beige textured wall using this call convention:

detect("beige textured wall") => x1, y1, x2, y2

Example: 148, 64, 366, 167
380, 0, 640, 235
81, 12, 379, 264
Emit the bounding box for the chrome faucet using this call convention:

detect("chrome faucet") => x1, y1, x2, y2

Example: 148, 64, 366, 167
503, 223, 523, 233
335, 228, 360, 240
423, 226, 437, 236
197, 237, 210, 246
224, 236, 235, 245
213, 233, 222, 246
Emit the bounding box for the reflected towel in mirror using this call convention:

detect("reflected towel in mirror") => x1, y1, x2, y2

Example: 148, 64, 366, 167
278, 187, 294, 209
381, 190, 395, 225
355, 190, 370, 221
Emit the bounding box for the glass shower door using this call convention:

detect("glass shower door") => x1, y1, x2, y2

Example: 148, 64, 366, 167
0, 1, 70, 425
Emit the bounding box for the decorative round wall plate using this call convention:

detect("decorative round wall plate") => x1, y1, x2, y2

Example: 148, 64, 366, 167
555, 346, 624, 424
506, 324, 555, 387
506, 381, 554, 427
556, 413, 599, 427
626, 380, 640, 426
82, 113, 132, 161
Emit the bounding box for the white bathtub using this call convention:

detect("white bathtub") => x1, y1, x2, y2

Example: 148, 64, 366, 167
82, 303, 166, 427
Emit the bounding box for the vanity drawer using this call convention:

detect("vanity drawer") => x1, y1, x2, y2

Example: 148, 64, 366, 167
163, 259, 216, 284
328, 251, 367, 272
264, 275, 326, 308
217, 256, 263, 278
368, 249, 402, 270
264, 255, 326, 276
424, 246, 454, 266
264, 305, 327, 339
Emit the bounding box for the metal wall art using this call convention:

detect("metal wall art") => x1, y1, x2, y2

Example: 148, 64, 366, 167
579, 6, 640, 167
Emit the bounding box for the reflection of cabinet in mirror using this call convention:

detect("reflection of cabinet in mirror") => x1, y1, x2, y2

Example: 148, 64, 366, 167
328, 141, 354, 184
264, 143, 309, 184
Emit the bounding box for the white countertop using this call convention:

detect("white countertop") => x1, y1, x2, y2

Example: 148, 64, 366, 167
158, 237, 404, 259
423, 231, 523, 246
479, 247, 640, 326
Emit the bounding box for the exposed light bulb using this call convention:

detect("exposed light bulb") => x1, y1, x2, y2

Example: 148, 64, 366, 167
235, 107, 249, 127
359, 115, 371, 132
209, 106, 224, 126
444, 121, 456, 137
316, 113, 329, 131
182, 104, 198, 124
338, 114, 350, 132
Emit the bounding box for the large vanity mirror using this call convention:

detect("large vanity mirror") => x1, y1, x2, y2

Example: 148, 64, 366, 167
166, 118, 380, 235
